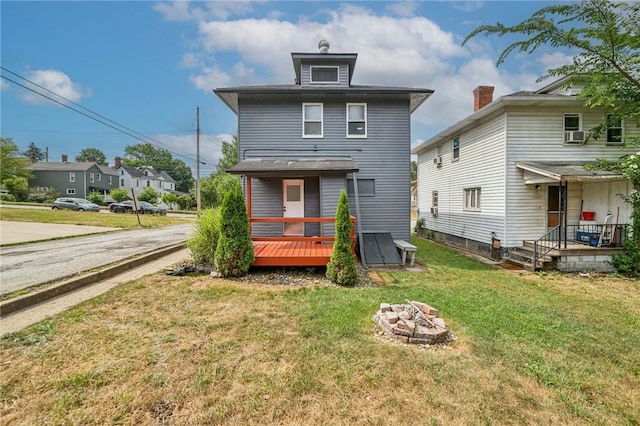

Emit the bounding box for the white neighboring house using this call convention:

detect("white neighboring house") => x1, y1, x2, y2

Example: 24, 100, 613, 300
412, 78, 637, 272
114, 157, 176, 202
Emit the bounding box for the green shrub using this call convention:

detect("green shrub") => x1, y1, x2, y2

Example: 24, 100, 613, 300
138, 187, 159, 204
214, 181, 254, 277
87, 191, 104, 205
0, 193, 16, 202
187, 208, 221, 265
610, 237, 640, 276
177, 195, 192, 210
326, 190, 358, 286
2, 177, 29, 201
161, 192, 178, 207
110, 188, 129, 203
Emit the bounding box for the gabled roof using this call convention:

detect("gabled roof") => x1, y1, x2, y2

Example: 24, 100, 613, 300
412, 87, 583, 155
516, 161, 625, 183
117, 164, 146, 178
215, 84, 434, 115
97, 165, 118, 176
29, 161, 99, 172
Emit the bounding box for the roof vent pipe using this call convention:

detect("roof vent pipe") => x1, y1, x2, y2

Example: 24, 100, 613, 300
318, 40, 330, 53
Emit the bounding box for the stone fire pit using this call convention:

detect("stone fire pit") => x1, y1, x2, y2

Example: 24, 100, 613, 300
373, 301, 450, 345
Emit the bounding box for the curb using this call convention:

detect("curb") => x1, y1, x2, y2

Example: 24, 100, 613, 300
0, 243, 186, 317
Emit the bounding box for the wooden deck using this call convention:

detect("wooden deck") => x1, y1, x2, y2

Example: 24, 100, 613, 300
249, 217, 356, 267
252, 240, 334, 266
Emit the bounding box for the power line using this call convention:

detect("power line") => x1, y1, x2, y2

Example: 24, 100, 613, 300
0, 66, 210, 165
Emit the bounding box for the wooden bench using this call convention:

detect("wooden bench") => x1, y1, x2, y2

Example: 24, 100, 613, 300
393, 240, 417, 266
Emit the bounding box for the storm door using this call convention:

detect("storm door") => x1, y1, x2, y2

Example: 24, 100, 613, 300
283, 179, 304, 236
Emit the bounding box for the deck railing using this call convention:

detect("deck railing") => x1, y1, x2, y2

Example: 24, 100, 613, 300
249, 216, 357, 253
533, 223, 629, 270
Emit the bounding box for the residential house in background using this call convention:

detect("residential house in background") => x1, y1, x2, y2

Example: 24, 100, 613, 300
412, 78, 637, 272
29, 155, 119, 199
215, 40, 433, 266
114, 157, 176, 200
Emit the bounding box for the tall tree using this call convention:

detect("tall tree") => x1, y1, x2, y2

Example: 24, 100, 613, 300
75, 148, 107, 165
22, 142, 45, 162
123, 142, 194, 193
216, 135, 239, 174
1, 137, 33, 183
462, 0, 640, 133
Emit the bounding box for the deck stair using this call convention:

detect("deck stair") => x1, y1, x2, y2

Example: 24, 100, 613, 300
503, 241, 554, 271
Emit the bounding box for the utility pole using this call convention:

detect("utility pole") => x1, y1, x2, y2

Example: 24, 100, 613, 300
196, 106, 201, 215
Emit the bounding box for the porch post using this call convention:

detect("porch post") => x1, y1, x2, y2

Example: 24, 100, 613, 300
246, 176, 252, 235
352, 171, 367, 270
563, 180, 568, 248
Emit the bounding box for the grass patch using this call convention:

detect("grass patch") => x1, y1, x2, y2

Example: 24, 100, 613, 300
0, 207, 192, 228
1, 238, 638, 424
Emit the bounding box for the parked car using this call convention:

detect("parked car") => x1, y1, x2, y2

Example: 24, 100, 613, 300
110, 200, 166, 215
51, 197, 101, 212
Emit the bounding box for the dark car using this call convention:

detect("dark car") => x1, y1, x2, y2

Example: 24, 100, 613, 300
110, 200, 166, 215
52, 197, 101, 212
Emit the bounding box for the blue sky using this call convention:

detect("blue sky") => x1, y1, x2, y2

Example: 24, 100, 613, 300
1, 1, 572, 176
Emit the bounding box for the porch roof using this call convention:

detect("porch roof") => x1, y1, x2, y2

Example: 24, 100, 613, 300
227, 157, 359, 177
516, 161, 625, 183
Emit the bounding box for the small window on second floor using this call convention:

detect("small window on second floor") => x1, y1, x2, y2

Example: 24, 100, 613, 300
606, 114, 623, 144
90, 173, 95, 183
347, 103, 367, 137
310, 66, 338, 83
109, 176, 113, 185
303, 103, 323, 137
452, 137, 460, 160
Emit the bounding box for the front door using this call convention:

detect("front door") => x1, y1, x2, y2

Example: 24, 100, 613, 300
547, 185, 565, 228
283, 179, 304, 236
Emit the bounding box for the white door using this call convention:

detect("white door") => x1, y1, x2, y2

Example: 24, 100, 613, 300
283, 179, 304, 236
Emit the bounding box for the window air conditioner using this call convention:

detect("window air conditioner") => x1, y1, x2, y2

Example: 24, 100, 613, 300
430, 207, 438, 216
564, 131, 585, 144
433, 156, 442, 166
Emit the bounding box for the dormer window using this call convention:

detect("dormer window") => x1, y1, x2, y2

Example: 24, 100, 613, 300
310, 66, 338, 84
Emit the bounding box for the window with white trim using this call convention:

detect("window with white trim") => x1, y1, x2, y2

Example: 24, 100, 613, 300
90, 173, 95, 183
109, 176, 112, 185
310, 66, 338, 84
347, 103, 367, 137
120, 178, 124, 186
69, 172, 76, 182
432, 191, 438, 208
464, 187, 481, 211
303, 103, 323, 137
452, 137, 460, 160
97, 174, 101, 181
606, 114, 623, 144
66, 188, 76, 195
563, 113, 581, 131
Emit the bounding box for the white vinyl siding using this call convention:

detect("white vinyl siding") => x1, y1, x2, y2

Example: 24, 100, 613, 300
303, 103, 323, 137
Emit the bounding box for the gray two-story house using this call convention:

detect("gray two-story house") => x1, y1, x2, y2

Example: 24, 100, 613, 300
29, 155, 119, 199
214, 41, 433, 266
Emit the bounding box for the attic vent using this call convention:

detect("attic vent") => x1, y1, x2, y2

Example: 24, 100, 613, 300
318, 40, 330, 53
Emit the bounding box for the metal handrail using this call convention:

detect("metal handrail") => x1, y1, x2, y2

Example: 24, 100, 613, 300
533, 226, 560, 270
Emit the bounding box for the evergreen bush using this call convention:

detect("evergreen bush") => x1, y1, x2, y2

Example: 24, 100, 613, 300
187, 208, 221, 265
214, 181, 254, 277
326, 190, 358, 286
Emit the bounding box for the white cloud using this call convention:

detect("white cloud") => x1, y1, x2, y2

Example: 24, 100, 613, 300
18, 69, 89, 106
452, 2, 485, 13
153, 1, 259, 22
173, 2, 552, 137
538, 52, 574, 70
0, 79, 8, 91
386, 1, 420, 17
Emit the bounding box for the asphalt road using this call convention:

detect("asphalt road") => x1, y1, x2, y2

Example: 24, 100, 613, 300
0, 224, 192, 297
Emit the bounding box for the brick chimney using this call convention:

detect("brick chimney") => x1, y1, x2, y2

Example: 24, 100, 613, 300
62, 154, 68, 163
473, 86, 494, 111
88, 157, 96, 163
115, 157, 121, 169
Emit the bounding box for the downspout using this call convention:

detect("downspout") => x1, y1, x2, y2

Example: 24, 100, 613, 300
352, 171, 367, 270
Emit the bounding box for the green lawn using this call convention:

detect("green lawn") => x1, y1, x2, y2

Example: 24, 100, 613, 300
0, 206, 193, 228
1, 237, 638, 424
